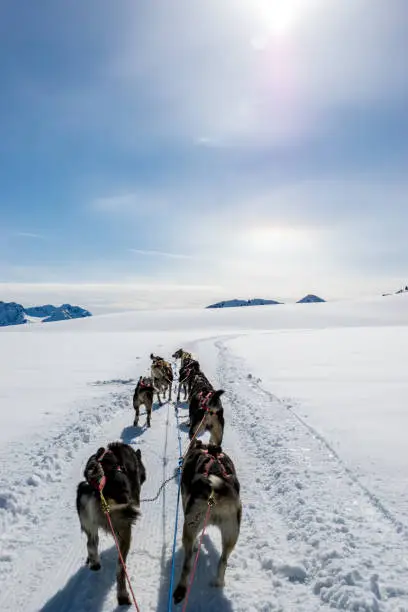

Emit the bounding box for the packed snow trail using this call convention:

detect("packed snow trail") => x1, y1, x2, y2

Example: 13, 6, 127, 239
0, 336, 407, 611
207, 338, 408, 611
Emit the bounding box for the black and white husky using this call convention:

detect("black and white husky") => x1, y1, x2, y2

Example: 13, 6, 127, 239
76, 442, 146, 606
133, 375, 154, 427
173, 440, 242, 604
177, 359, 200, 402
150, 353, 173, 404
188, 385, 225, 446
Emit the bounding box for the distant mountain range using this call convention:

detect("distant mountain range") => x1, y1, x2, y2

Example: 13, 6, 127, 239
383, 285, 408, 296
0, 302, 92, 327
206, 298, 282, 309
206, 295, 325, 308
296, 294, 326, 303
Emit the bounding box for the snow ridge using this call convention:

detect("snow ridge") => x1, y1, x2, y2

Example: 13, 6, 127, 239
0, 387, 132, 611
275, 395, 408, 539
215, 339, 408, 611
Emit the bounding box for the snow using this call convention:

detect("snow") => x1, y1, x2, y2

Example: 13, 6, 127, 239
0, 294, 407, 611
228, 326, 408, 527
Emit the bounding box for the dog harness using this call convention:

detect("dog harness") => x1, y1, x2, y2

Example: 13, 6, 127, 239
201, 448, 230, 480
179, 367, 192, 384
139, 379, 153, 389
198, 390, 214, 411
88, 448, 122, 493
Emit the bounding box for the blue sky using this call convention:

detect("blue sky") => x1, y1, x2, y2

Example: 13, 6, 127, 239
1, 0, 408, 312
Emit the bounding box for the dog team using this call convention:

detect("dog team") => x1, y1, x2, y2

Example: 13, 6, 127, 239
76, 349, 241, 608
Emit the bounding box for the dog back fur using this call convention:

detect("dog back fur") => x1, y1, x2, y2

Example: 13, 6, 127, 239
173, 440, 241, 604
189, 385, 225, 446
76, 442, 146, 605
133, 375, 154, 427
150, 354, 173, 403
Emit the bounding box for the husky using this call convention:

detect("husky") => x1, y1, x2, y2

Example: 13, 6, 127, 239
177, 359, 201, 402
189, 384, 225, 446
188, 369, 212, 401
173, 440, 242, 604
133, 375, 154, 427
76, 442, 146, 606
172, 348, 193, 368
150, 353, 173, 404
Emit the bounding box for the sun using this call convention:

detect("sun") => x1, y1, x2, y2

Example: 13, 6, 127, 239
247, 0, 319, 39
255, 0, 301, 36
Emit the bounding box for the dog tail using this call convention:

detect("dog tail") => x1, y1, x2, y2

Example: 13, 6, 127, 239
110, 502, 141, 524
208, 474, 239, 500
208, 474, 227, 492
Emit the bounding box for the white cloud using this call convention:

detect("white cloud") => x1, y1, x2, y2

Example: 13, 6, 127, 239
129, 249, 197, 260
0, 282, 225, 314
12, 232, 45, 240
81, 176, 408, 303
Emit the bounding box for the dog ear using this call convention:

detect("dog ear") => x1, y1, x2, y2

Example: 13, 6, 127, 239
210, 389, 225, 404
150, 353, 154, 359
135, 448, 141, 458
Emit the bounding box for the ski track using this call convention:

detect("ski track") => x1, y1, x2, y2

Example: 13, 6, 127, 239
209, 338, 408, 612
1, 338, 407, 611
262, 393, 408, 540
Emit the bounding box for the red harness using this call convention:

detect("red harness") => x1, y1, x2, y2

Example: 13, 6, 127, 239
139, 380, 152, 389
89, 448, 122, 492
202, 449, 230, 480
198, 390, 213, 411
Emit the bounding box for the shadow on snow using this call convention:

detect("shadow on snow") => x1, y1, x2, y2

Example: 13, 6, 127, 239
177, 421, 190, 434
156, 534, 233, 612
120, 399, 165, 444
39, 547, 118, 612
120, 425, 147, 444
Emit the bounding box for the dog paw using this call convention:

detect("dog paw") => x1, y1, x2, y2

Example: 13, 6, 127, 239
117, 593, 132, 606
173, 585, 186, 604
89, 562, 101, 571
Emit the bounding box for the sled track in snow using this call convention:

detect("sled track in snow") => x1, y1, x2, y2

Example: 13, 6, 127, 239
214, 336, 408, 539
214, 338, 408, 611
262, 386, 408, 540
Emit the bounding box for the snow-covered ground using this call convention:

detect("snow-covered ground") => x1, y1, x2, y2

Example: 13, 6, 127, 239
229, 326, 408, 527
0, 295, 407, 611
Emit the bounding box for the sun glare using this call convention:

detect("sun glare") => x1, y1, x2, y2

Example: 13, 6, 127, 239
255, 0, 301, 36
